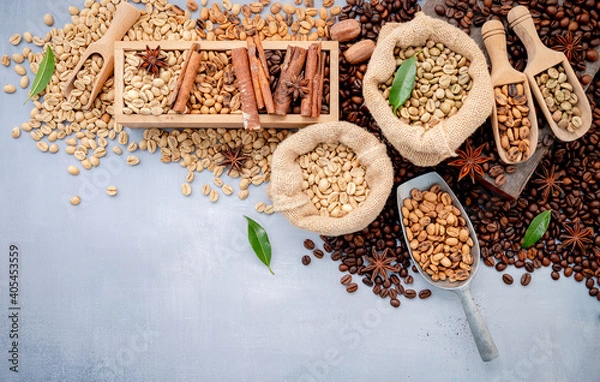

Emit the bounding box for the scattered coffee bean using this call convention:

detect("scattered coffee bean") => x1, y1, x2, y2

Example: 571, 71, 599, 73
404, 289, 417, 299
502, 274, 514, 285
390, 298, 401, 308
341, 274, 352, 285
521, 273, 532, 286
301, 255, 311, 266
346, 283, 358, 293
418, 289, 432, 299
303, 239, 315, 250
313, 249, 324, 259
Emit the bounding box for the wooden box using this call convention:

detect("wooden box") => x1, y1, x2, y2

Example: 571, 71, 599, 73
114, 40, 339, 129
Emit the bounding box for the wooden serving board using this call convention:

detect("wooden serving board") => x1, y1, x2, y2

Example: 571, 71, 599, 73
114, 40, 339, 129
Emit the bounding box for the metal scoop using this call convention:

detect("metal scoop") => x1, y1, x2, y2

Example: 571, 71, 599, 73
63, 2, 140, 109
397, 172, 499, 362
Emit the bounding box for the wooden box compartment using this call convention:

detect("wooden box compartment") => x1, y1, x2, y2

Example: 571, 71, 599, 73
114, 40, 339, 129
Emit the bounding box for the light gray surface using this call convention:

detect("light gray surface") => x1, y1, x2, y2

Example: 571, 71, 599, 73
0, 1, 598, 381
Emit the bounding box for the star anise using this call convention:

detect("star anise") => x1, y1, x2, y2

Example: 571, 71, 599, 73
283, 73, 310, 102
561, 220, 593, 252
362, 247, 399, 283
448, 140, 490, 183
137, 45, 168, 77
551, 32, 584, 64
218, 145, 248, 176
532, 165, 565, 201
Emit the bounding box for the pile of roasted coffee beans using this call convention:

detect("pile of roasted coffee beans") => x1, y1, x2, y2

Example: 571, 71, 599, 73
301, 0, 600, 308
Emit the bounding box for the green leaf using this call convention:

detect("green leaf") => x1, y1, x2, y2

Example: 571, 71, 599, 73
24, 46, 55, 104
388, 52, 418, 114
244, 215, 274, 275
521, 210, 552, 249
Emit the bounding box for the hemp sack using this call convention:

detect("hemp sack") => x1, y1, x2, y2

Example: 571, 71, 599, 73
363, 12, 493, 166
267, 122, 394, 236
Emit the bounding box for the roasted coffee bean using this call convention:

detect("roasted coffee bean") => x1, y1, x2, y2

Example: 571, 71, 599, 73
502, 274, 514, 285
404, 275, 414, 284
313, 249, 324, 259
346, 283, 358, 293
362, 277, 374, 287
302, 255, 311, 266
551, 271, 560, 281
304, 239, 315, 250
521, 273, 532, 286
586, 278, 595, 289
484, 257, 495, 267
390, 298, 401, 308
418, 289, 432, 299
404, 289, 417, 299
341, 274, 352, 285
331, 251, 343, 261
496, 262, 507, 272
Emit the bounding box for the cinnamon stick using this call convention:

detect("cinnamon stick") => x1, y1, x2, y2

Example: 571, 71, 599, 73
173, 48, 203, 113
168, 43, 199, 108
301, 43, 320, 117
273, 46, 307, 116
253, 35, 269, 82
311, 51, 326, 118
246, 39, 265, 110
231, 47, 261, 131
247, 37, 274, 114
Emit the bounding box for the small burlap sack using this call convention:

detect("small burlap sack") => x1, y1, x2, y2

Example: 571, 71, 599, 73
267, 122, 394, 236
363, 12, 494, 167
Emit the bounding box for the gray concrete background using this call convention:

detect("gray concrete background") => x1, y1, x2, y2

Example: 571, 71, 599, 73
0, 1, 598, 381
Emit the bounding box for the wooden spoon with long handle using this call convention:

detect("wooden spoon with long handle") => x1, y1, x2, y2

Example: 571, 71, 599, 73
482, 20, 538, 164
63, 2, 140, 109
507, 5, 591, 142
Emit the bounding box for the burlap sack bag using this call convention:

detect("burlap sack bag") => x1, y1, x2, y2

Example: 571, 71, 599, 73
363, 12, 494, 167
267, 122, 394, 236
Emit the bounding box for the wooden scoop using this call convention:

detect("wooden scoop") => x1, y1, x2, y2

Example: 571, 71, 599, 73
63, 2, 140, 109
507, 5, 592, 142
482, 20, 538, 165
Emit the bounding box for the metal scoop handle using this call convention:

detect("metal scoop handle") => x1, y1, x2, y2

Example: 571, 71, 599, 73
455, 287, 499, 362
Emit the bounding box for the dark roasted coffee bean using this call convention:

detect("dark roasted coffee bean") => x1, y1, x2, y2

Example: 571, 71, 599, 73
484, 256, 495, 267
362, 277, 373, 287
418, 289, 432, 299
586, 278, 595, 289
434, 5, 446, 15
390, 298, 401, 308
303, 239, 315, 250
404, 275, 414, 284
313, 249, 324, 259
551, 271, 560, 281
341, 274, 352, 285
496, 262, 507, 272
404, 289, 417, 299
323, 243, 332, 253
346, 283, 358, 293
521, 273, 532, 286
502, 274, 514, 285
302, 255, 311, 266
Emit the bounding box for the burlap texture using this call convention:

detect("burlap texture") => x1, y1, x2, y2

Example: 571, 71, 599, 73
267, 122, 394, 236
363, 12, 494, 167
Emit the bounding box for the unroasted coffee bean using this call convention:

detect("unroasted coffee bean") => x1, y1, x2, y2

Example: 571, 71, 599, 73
418, 289, 432, 299
346, 283, 358, 293
304, 239, 315, 250
302, 255, 311, 266
502, 274, 514, 285
341, 274, 352, 285
313, 249, 324, 259
404, 289, 417, 299
520, 273, 532, 286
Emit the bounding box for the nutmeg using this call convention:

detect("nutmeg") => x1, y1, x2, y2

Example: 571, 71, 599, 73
343, 40, 376, 65
329, 19, 361, 42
